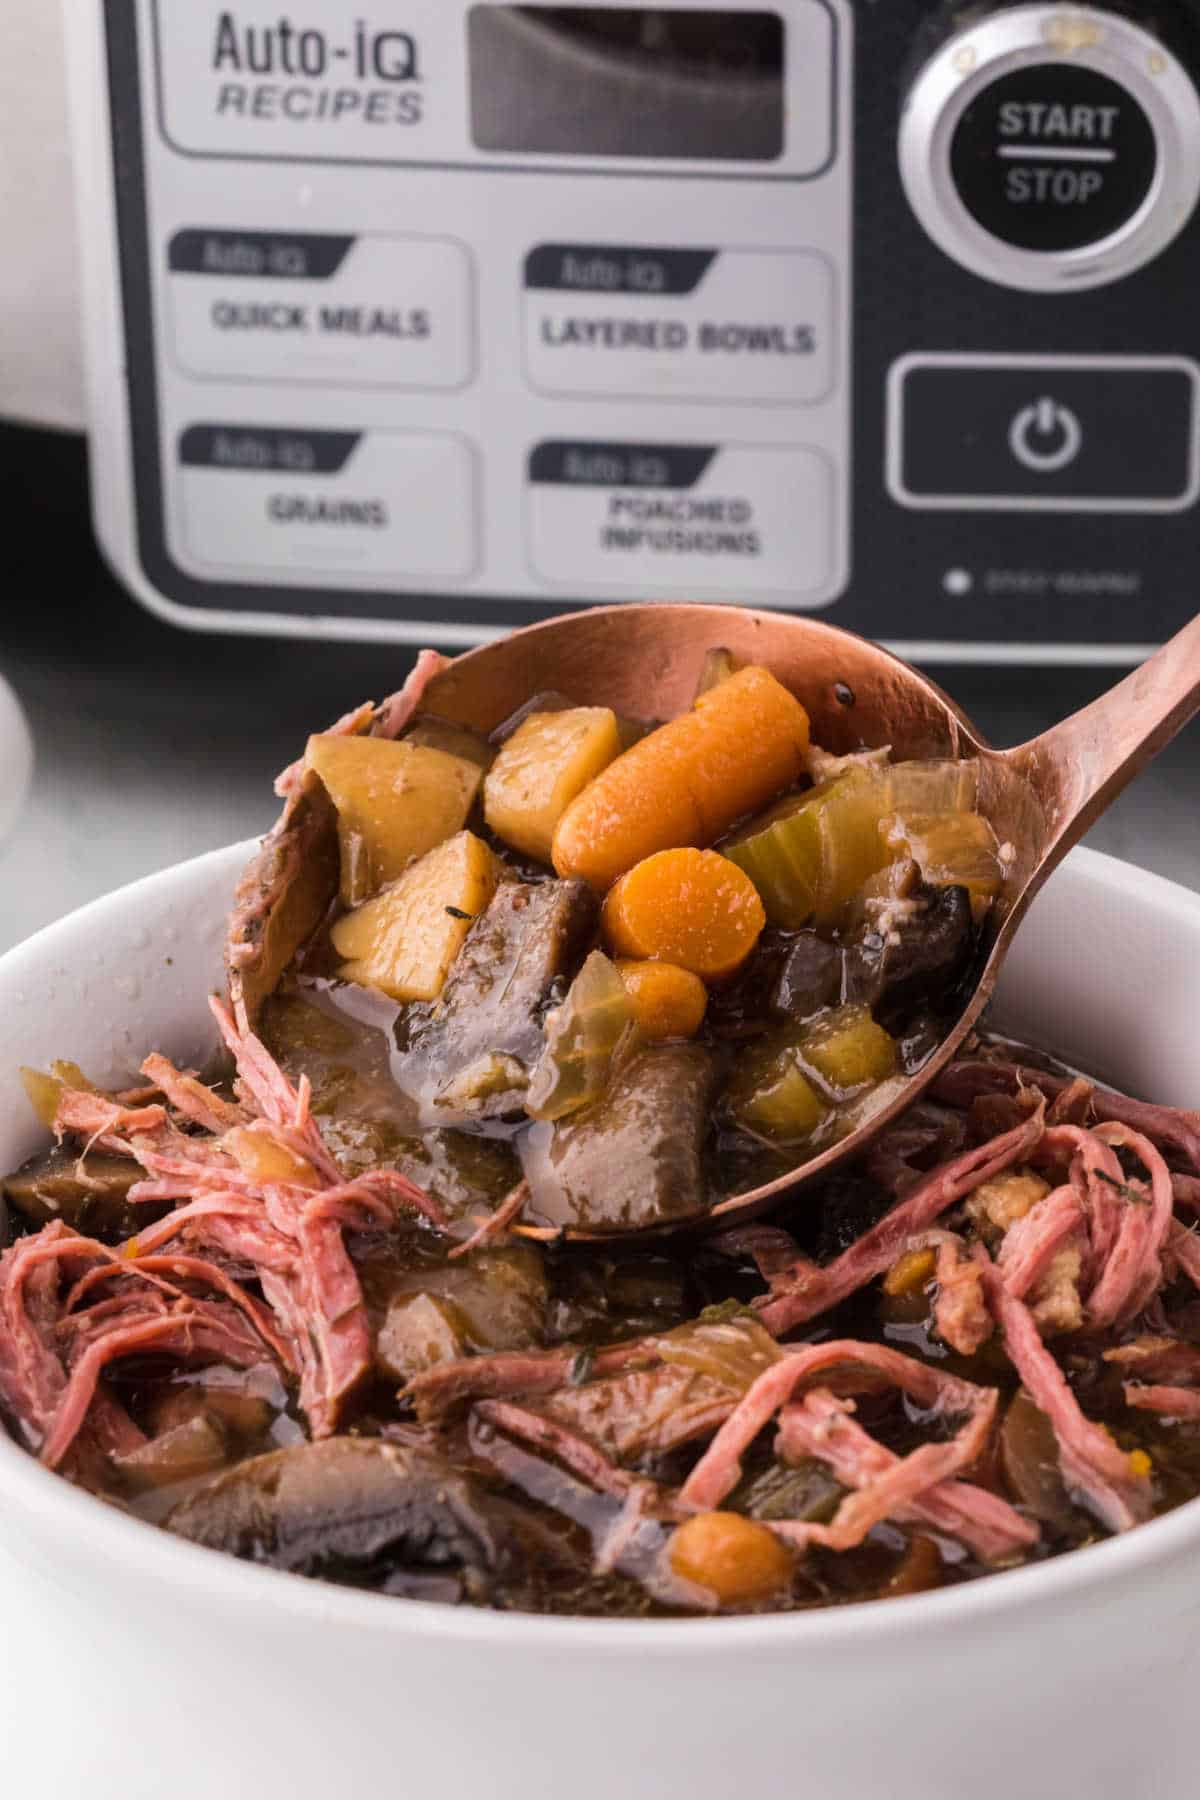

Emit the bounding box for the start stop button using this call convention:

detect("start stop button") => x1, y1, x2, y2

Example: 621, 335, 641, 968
900, 6, 1200, 291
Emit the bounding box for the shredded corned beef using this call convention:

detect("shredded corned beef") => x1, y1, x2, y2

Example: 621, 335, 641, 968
934, 1059, 1200, 1174
4, 1012, 446, 1457
976, 1253, 1151, 1531
755, 1108, 1045, 1335
8, 1024, 1200, 1607
774, 1389, 1036, 1563
1123, 1384, 1200, 1418
677, 1340, 999, 1552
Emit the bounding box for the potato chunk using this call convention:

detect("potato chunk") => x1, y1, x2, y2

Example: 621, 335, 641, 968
332, 831, 499, 1001
307, 734, 484, 906
484, 707, 621, 865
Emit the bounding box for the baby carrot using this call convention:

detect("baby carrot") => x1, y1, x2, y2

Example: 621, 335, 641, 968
551, 666, 810, 891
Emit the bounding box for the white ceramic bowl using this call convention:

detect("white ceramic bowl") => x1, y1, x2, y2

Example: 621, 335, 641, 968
1, 842, 1199, 1800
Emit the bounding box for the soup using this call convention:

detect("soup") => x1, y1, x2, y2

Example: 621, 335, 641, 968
2, 650, 1197, 1617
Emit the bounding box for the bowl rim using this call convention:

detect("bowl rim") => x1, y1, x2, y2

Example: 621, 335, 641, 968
3, 837, 1200, 1654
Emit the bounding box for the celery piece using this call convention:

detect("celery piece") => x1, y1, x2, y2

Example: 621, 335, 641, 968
798, 1003, 899, 1098
723, 768, 889, 929
728, 1037, 831, 1144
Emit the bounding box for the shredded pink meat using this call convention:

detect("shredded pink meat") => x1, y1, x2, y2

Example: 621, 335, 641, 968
1104, 1336, 1200, 1384
919, 1230, 992, 1355
373, 649, 453, 738
406, 1338, 658, 1420
448, 1180, 530, 1261
935, 1060, 1200, 1174
976, 1253, 1151, 1531
140, 1053, 249, 1135
1123, 1384, 1200, 1419
756, 1109, 1045, 1335
0, 1222, 289, 1468
677, 1340, 997, 1545
53, 1090, 168, 1143
1084, 1124, 1174, 1329
775, 1389, 1036, 1562
0, 1223, 82, 1449
44, 1305, 276, 1470
474, 1398, 660, 1505
996, 1186, 1083, 1298
9, 1005, 446, 1453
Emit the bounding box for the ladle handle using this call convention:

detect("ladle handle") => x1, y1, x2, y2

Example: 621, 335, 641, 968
1008, 610, 1200, 871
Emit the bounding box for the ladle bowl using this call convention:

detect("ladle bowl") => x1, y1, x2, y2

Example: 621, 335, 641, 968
418, 602, 1200, 1239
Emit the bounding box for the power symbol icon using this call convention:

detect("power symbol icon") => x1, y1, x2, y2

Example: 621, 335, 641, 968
1008, 396, 1084, 473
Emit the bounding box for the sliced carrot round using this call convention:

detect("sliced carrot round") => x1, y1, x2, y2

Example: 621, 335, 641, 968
602, 849, 765, 982
615, 959, 708, 1040
668, 1511, 795, 1605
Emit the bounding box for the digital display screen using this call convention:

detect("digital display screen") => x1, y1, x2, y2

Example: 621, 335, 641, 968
468, 8, 785, 160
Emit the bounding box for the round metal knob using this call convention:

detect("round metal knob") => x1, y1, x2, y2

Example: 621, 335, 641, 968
899, 5, 1200, 291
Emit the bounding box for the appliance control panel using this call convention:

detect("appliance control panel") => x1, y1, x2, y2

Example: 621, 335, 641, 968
73, 2, 1200, 658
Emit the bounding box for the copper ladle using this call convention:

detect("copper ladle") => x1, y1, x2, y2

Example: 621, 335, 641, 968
418, 602, 1200, 1240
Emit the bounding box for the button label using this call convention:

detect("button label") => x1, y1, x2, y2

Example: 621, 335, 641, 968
168, 230, 473, 388
950, 65, 1159, 252
527, 440, 832, 594
524, 246, 834, 405
177, 424, 476, 577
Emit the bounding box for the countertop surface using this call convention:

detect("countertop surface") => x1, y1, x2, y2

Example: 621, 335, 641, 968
2, 421, 1199, 954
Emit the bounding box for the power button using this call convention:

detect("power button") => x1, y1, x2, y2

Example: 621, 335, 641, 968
899, 6, 1200, 291
1008, 396, 1082, 472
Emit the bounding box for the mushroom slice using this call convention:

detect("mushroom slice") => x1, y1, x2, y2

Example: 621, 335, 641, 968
166, 1436, 521, 1601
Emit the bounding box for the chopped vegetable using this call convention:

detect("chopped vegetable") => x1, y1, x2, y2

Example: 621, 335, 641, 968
998, 1388, 1078, 1530
552, 665, 810, 891
307, 734, 484, 906
722, 768, 888, 928
601, 848, 765, 982
799, 1004, 899, 1097
727, 1035, 831, 1144
525, 950, 640, 1121
484, 706, 622, 864
332, 830, 499, 1001
883, 1246, 937, 1298
883, 809, 1003, 920
879, 758, 979, 813
667, 1511, 796, 1605
726, 1004, 897, 1142
224, 1126, 321, 1189
658, 1314, 782, 1391
615, 959, 707, 1041
883, 1534, 945, 1597
20, 1066, 67, 1131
